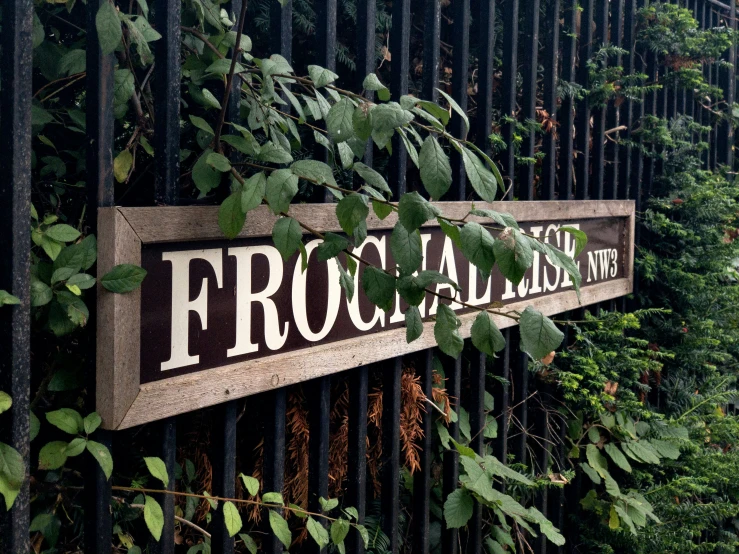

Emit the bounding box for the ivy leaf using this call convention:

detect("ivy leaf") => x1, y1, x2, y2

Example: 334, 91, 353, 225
307, 516, 330, 548
336, 194, 369, 236
460, 222, 496, 278
269, 510, 292, 549
86, 440, 113, 479
266, 169, 299, 215
405, 306, 424, 343
39, 441, 68, 471
519, 307, 564, 360
144, 495, 164, 541
443, 488, 474, 529
471, 312, 506, 356
144, 457, 169, 488
327, 98, 355, 143
83, 412, 102, 435
398, 192, 441, 232
96, 1, 123, 55
435, 304, 464, 358
241, 172, 267, 214
604, 443, 633, 473
240, 474, 260, 497
46, 408, 83, 435
219, 192, 246, 239
223, 501, 243, 537
361, 267, 396, 312
46, 224, 81, 243
353, 162, 391, 194
419, 136, 452, 200
391, 224, 423, 276
561, 226, 588, 256
493, 228, 533, 286
101, 264, 147, 294
308, 65, 339, 88
317, 233, 350, 262
272, 217, 303, 261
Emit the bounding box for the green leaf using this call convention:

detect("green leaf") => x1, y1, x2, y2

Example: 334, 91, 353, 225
353, 162, 391, 194
443, 488, 474, 529
519, 307, 564, 360
586, 444, 610, 479
460, 222, 496, 278
560, 226, 588, 257
86, 440, 113, 479
219, 192, 246, 239
96, 1, 123, 55
0, 392, 10, 415
471, 312, 506, 357
649, 439, 680, 460
51, 267, 76, 285
0, 442, 24, 509
493, 229, 533, 286
398, 191, 441, 232
308, 65, 339, 88
193, 149, 222, 194
542, 243, 582, 297
327, 98, 355, 143
307, 516, 330, 548
272, 217, 303, 261
67, 273, 96, 290
604, 443, 632, 473
101, 264, 147, 293
144, 457, 169, 488
391, 224, 423, 276
317, 233, 350, 262
337, 142, 355, 169
458, 145, 497, 202
419, 136, 452, 200
223, 501, 243, 537
588, 426, 601, 444
361, 267, 396, 312
331, 518, 351, 545
39, 441, 68, 471
241, 172, 267, 214
437, 89, 470, 137
65, 437, 87, 457
240, 474, 260, 496
46, 224, 80, 243
336, 259, 355, 302
0, 290, 20, 306
622, 441, 661, 464
46, 408, 83, 435
370, 102, 414, 133
353, 104, 373, 141
362, 73, 389, 94
113, 149, 133, 183
206, 152, 232, 172
336, 194, 370, 236
355, 524, 370, 548
262, 491, 284, 505
269, 510, 292, 549
240, 533, 258, 554
83, 412, 102, 435
266, 169, 299, 215
222, 134, 260, 157
435, 304, 464, 358
257, 142, 293, 164
405, 306, 424, 343
291, 159, 337, 188
144, 495, 164, 541
579, 462, 601, 485
438, 218, 462, 248
373, 200, 393, 220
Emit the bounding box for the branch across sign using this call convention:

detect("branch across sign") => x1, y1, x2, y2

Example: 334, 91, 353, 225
97, 200, 634, 429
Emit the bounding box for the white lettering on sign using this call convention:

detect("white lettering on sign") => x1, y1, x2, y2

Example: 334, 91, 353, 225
156, 223, 621, 372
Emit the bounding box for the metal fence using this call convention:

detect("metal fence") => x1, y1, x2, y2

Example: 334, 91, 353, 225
1, 0, 737, 552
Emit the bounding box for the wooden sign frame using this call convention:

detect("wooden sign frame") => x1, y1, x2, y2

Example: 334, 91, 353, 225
97, 200, 634, 430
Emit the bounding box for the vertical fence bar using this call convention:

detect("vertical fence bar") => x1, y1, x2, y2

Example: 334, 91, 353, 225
575, 0, 595, 200
85, 1, 116, 550
501, 0, 520, 198
718, 2, 736, 167
591, 0, 609, 199
389, 0, 410, 197
519, 0, 541, 200
558, 0, 579, 200
381, 358, 402, 553
450, 0, 471, 200
606, 0, 624, 200
262, 5, 291, 552
151, 3, 182, 551
709, 8, 720, 170
442, 357, 462, 554
422, 0, 442, 102
618, 0, 636, 201
211, 400, 238, 553
0, 1, 32, 551
413, 352, 434, 554
511, 336, 528, 465
493, 334, 511, 473
541, 0, 561, 200
468, 352, 487, 554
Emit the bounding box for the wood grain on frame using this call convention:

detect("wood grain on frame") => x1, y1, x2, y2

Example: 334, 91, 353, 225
98, 200, 635, 429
